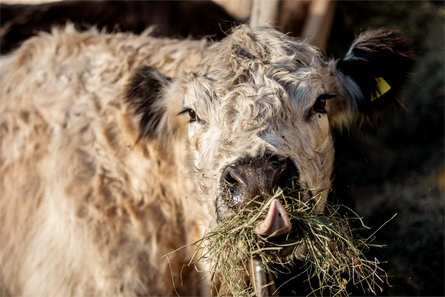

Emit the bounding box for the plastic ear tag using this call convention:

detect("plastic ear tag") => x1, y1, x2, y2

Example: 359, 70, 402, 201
371, 77, 391, 102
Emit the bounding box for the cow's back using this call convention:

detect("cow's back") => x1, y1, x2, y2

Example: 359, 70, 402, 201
0, 26, 207, 297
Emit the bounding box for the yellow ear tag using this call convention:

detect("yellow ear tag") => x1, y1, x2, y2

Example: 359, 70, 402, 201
371, 77, 391, 102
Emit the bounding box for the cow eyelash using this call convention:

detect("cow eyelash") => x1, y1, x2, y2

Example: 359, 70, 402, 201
313, 93, 337, 114
178, 108, 198, 123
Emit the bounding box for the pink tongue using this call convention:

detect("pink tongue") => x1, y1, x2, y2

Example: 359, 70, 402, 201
253, 199, 292, 237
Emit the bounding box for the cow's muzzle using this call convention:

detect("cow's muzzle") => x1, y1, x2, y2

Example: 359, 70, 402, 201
221, 154, 299, 237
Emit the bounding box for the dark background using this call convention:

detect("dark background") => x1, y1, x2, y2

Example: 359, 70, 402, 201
328, 2, 444, 295
1, 1, 443, 296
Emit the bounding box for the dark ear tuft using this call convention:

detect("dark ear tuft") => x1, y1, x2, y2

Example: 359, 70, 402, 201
336, 29, 415, 117
125, 66, 171, 140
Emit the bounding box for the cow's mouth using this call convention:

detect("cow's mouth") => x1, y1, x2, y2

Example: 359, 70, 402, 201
212, 168, 308, 295
203, 190, 315, 295
194, 188, 387, 297
248, 198, 299, 296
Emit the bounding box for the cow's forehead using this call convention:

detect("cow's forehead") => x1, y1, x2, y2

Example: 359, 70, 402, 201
200, 26, 323, 75
190, 26, 329, 100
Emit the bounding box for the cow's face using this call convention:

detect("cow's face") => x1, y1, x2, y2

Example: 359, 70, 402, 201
126, 26, 414, 229
178, 61, 339, 223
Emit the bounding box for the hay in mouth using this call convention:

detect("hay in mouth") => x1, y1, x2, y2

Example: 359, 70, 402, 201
191, 189, 389, 296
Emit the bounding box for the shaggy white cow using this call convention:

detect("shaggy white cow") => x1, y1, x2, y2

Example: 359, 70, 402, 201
0, 25, 413, 296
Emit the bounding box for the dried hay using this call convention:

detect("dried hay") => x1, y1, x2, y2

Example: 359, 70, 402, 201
190, 188, 390, 296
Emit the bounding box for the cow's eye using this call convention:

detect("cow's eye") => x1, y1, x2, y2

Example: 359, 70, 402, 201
313, 98, 327, 114
187, 109, 197, 122
178, 108, 198, 123
313, 93, 337, 114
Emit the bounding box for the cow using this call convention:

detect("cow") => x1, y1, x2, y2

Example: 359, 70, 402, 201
0, 24, 413, 296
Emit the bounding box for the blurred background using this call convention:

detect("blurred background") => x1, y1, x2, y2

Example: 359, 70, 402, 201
1, 0, 443, 296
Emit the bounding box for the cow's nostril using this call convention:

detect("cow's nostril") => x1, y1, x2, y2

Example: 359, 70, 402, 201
222, 167, 237, 185
222, 167, 246, 206
277, 158, 300, 193
267, 154, 288, 167
225, 167, 248, 190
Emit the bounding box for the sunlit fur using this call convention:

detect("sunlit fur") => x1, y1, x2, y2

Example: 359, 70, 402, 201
0, 25, 208, 297
0, 24, 412, 296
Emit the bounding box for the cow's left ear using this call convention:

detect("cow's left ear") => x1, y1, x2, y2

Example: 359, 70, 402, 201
335, 28, 415, 123
125, 66, 172, 141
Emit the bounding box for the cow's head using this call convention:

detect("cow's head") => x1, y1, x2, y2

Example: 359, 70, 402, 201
126, 25, 413, 237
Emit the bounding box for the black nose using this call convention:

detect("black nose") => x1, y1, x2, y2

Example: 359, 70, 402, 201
221, 154, 299, 208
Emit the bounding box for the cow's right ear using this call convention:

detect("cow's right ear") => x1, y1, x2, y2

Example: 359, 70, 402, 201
335, 28, 415, 124
125, 66, 172, 141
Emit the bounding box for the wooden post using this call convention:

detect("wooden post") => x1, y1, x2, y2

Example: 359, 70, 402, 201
212, 0, 252, 21
301, 0, 336, 49
250, 0, 280, 27
278, 0, 311, 36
